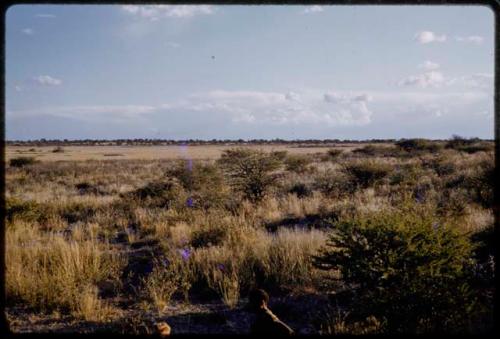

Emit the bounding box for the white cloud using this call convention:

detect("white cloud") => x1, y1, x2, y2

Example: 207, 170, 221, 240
33, 75, 62, 86
455, 35, 484, 44
418, 60, 440, 70
15, 85, 22, 92
160, 89, 373, 126
22, 28, 34, 35
9, 105, 157, 123
285, 91, 300, 101
415, 31, 446, 44
398, 71, 445, 88
35, 14, 56, 18
303, 6, 324, 14
449, 73, 493, 89
121, 5, 214, 20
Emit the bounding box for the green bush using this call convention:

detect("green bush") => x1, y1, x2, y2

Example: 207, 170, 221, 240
10, 157, 37, 168
217, 148, 281, 202
342, 160, 392, 188
314, 205, 478, 333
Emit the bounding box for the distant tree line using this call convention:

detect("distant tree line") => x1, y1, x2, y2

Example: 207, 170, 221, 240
5, 136, 492, 147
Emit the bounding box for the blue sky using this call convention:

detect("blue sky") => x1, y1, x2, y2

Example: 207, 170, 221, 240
5, 5, 495, 140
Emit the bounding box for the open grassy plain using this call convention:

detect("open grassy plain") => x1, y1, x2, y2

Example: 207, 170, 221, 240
4, 139, 495, 334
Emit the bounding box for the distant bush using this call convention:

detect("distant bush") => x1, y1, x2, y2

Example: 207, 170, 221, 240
456, 142, 493, 154
52, 146, 65, 153
445, 135, 480, 150
396, 139, 443, 153
352, 145, 401, 157
342, 160, 392, 188
314, 205, 478, 333
10, 157, 37, 168
126, 180, 186, 209
270, 150, 288, 161
326, 149, 343, 160
314, 170, 355, 198
422, 155, 457, 176
284, 154, 312, 174
217, 148, 282, 202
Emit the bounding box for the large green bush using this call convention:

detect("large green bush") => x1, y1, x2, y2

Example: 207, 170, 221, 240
217, 148, 281, 202
314, 205, 478, 333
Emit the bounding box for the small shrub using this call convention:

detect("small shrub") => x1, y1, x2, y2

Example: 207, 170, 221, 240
270, 150, 288, 161
284, 154, 312, 174
166, 161, 229, 210
52, 146, 65, 153
191, 225, 228, 248
10, 157, 37, 168
342, 160, 392, 188
396, 139, 443, 153
141, 258, 191, 312
5, 198, 42, 223
288, 182, 313, 198
314, 170, 354, 198
314, 205, 477, 333
326, 149, 343, 160
126, 180, 186, 209
458, 143, 494, 154
352, 145, 401, 157
445, 135, 480, 150
218, 148, 281, 202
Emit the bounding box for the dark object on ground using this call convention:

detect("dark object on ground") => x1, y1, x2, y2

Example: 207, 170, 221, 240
247, 289, 294, 335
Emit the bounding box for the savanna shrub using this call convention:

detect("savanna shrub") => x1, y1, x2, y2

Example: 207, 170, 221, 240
352, 145, 401, 157
217, 148, 281, 202
166, 161, 229, 209
396, 139, 443, 153
314, 170, 354, 198
342, 160, 392, 188
288, 182, 313, 198
126, 180, 186, 209
10, 157, 37, 168
284, 154, 312, 174
191, 225, 228, 248
445, 135, 480, 150
326, 149, 343, 160
313, 205, 477, 333
5, 198, 42, 223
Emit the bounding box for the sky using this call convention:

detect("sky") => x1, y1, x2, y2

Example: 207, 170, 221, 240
5, 4, 495, 140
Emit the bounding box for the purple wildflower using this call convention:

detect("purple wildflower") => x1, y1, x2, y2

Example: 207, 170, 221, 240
186, 197, 194, 207
179, 248, 191, 261
432, 222, 439, 231
217, 264, 225, 272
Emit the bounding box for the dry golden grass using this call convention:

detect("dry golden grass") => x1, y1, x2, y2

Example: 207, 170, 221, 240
5, 142, 494, 332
